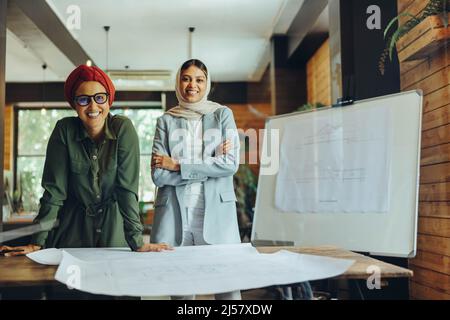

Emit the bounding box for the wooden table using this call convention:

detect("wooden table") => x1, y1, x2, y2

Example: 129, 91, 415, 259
4, 212, 37, 224
257, 246, 413, 280
0, 245, 412, 287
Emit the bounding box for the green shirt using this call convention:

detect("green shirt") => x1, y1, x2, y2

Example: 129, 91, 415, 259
31, 114, 144, 250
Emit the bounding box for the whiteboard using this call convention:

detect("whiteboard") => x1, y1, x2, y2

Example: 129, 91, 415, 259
251, 90, 422, 257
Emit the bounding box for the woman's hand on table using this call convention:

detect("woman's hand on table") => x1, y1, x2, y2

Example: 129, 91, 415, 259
136, 243, 173, 252
0, 244, 41, 257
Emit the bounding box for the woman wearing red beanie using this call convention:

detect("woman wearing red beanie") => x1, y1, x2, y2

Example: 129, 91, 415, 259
1, 65, 171, 256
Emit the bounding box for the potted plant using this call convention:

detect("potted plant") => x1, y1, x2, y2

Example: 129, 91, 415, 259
379, 0, 449, 75
234, 164, 258, 242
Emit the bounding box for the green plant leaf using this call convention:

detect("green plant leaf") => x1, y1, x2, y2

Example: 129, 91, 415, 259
383, 12, 420, 39
388, 25, 406, 60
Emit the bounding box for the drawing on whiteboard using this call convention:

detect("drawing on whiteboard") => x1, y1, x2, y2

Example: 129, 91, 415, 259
275, 108, 392, 213
292, 164, 366, 184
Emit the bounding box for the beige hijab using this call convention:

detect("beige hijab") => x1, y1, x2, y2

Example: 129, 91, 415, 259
165, 62, 222, 119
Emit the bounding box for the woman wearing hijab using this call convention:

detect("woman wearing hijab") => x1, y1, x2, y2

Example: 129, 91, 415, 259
1, 65, 171, 256
151, 59, 241, 300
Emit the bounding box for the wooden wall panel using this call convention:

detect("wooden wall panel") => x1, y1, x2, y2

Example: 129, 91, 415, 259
417, 234, 450, 256
419, 202, 450, 219
410, 281, 450, 299
404, 67, 449, 95
420, 162, 450, 184
418, 217, 450, 238
419, 182, 450, 202
410, 265, 450, 293
306, 39, 331, 106
3, 103, 12, 171
401, 48, 449, 89
421, 124, 450, 149
227, 103, 272, 176
398, 0, 450, 299
422, 104, 450, 131
423, 85, 450, 113
421, 143, 450, 166
398, 0, 416, 13
398, 0, 430, 25
410, 250, 450, 274
228, 103, 272, 131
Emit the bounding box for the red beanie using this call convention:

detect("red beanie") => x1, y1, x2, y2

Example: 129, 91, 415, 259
64, 65, 115, 108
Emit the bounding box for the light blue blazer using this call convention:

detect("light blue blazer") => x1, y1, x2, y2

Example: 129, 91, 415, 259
150, 107, 241, 246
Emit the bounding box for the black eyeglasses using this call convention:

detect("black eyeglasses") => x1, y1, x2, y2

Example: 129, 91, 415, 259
74, 93, 109, 106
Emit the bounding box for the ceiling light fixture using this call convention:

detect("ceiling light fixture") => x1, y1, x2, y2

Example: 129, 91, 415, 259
188, 27, 195, 59
104, 26, 110, 71
42, 63, 47, 109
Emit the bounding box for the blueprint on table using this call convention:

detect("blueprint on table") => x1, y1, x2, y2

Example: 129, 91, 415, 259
27, 244, 354, 296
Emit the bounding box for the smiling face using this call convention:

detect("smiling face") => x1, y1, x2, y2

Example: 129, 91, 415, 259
179, 65, 207, 103
74, 81, 110, 133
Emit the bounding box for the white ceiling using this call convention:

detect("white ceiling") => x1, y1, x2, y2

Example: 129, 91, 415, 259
6, 29, 61, 82
5, 0, 304, 85
6, 29, 77, 82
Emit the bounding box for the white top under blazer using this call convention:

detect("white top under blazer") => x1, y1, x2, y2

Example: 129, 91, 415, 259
182, 118, 205, 209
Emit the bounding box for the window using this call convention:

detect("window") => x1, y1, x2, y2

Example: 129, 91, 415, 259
16, 107, 163, 212
111, 108, 163, 203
